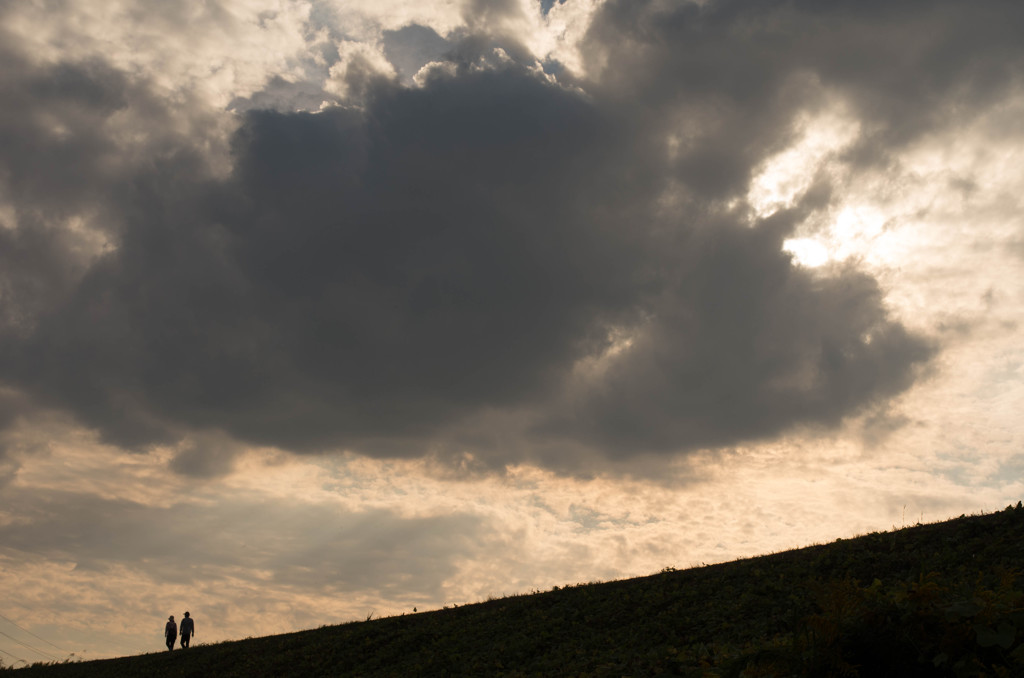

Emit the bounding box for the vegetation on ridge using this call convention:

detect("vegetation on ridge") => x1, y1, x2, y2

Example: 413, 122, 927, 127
8, 505, 1024, 677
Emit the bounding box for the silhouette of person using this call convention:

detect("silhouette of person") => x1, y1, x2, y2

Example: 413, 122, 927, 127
180, 611, 195, 648
164, 615, 177, 651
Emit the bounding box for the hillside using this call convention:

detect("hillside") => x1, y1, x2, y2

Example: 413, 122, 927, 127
9, 505, 1024, 677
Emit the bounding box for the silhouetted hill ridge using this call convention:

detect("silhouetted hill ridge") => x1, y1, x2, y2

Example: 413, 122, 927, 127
11, 505, 1024, 677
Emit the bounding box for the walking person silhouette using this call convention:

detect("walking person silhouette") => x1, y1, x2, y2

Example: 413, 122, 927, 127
164, 615, 177, 651
180, 611, 195, 648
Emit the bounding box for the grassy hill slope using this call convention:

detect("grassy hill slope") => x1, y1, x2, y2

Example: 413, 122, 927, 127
10, 505, 1024, 677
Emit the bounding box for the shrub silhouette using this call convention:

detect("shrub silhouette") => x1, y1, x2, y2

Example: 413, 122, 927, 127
730, 570, 1024, 677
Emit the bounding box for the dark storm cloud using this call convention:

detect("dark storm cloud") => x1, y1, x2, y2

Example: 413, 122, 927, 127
585, 0, 1024, 180
536, 210, 934, 458
8, 66, 656, 458
0, 39, 225, 338
0, 52, 126, 213
6, 0, 1020, 472
0, 50, 131, 339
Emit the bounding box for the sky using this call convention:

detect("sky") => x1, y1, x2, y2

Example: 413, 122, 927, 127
1, 0, 1023, 664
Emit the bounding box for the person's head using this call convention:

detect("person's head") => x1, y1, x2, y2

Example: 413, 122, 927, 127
184, 612, 190, 618
168, 615, 174, 621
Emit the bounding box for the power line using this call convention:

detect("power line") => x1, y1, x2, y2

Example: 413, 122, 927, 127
0, 612, 70, 653
0, 629, 62, 662
0, 644, 27, 667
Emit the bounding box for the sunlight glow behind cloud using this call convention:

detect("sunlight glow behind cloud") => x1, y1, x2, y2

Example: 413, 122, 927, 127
781, 238, 829, 268
748, 100, 859, 219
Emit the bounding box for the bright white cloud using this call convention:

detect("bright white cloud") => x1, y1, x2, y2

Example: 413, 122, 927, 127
3, 1, 319, 106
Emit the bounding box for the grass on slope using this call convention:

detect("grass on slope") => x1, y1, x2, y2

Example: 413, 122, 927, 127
8, 504, 1024, 677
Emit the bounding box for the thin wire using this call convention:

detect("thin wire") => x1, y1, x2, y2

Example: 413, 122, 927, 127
0, 644, 28, 666
0, 630, 62, 661
0, 613, 70, 652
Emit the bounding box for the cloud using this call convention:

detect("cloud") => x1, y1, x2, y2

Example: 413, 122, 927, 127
537, 222, 934, 459
8, 0, 1023, 475
0, 450, 18, 489
5, 65, 647, 460
1, 0, 323, 108
168, 432, 247, 478
584, 0, 1024, 173
0, 484, 488, 598
382, 24, 452, 84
